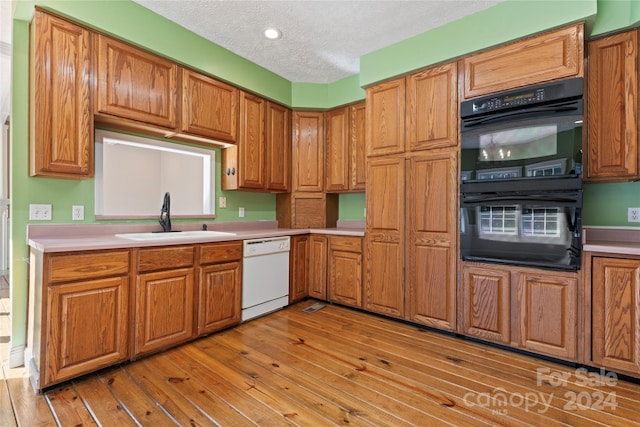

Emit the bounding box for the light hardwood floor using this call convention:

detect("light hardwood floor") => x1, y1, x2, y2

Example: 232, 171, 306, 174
2, 299, 640, 426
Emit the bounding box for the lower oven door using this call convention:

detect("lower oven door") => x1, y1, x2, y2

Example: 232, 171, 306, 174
460, 191, 582, 270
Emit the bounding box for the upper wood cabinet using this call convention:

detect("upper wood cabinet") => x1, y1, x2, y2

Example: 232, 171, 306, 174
265, 101, 292, 192
293, 111, 325, 192
180, 69, 238, 143
406, 61, 458, 151
586, 29, 639, 182
592, 256, 640, 375
461, 23, 584, 99
325, 106, 350, 192
29, 10, 93, 179
366, 78, 406, 157
325, 102, 367, 192
237, 91, 266, 189
95, 34, 178, 128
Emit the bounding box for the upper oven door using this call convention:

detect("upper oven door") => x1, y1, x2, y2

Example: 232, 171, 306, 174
461, 98, 583, 183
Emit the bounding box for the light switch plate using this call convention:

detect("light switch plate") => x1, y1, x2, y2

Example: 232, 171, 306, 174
239, 207, 245, 218
219, 196, 227, 208
29, 204, 52, 221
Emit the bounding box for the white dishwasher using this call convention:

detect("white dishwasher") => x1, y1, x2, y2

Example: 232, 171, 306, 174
242, 236, 290, 322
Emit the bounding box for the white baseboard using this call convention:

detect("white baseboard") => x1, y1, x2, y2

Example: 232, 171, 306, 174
8, 343, 24, 368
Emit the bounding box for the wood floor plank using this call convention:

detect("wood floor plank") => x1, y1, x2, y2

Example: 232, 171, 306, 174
123, 357, 219, 426
214, 325, 459, 426
3, 367, 56, 426
46, 384, 98, 426
163, 346, 306, 427
185, 337, 357, 426
98, 366, 179, 425
0, 379, 17, 426
72, 375, 137, 426
141, 352, 257, 426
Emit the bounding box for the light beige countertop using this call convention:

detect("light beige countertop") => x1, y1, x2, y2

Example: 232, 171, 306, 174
583, 227, 640, 256
28, 220, 365, 253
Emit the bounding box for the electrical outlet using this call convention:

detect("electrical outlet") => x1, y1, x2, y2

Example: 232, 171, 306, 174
629, 207, 640, 223
219, 196, 227, 208
72, 205, 84, 221
29, 204, 52, 220
239, 207, 245, 218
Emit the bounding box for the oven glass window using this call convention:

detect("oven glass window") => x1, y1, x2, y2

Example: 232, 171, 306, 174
479, 206, 518, 235
478, 125, 558, 162
522, 207, 560, 237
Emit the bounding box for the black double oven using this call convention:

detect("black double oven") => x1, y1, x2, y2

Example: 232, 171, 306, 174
460, 78, 583, 271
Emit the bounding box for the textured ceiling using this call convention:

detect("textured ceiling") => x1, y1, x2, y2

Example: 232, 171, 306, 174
132, 0, 504, 83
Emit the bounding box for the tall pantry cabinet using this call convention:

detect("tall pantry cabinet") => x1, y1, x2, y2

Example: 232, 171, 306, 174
365, 61, 458, 329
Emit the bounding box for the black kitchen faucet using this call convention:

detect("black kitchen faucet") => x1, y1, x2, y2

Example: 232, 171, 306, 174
159, 192, 171, 232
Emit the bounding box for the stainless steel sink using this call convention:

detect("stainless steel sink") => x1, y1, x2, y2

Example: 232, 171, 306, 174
115, 230, 236, 241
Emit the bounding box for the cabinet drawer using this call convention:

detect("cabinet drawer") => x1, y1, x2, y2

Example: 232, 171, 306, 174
137, 246, 195, 272
47, 251, 130, 284
329, 236, 362, 252
200, 241, 242, 265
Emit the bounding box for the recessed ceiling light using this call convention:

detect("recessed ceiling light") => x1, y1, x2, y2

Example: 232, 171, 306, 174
264, 28, 282, 40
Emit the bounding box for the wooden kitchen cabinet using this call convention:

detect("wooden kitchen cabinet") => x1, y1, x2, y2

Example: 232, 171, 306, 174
461, 264, 511, 344
592, 256, 640, 375
461, 23, 584, 99
197, 242, 242, 334
95, 34, 178, 128
586, 29, 639, 181
406, 151, 458, 331
366, 77, 406, 157
181, 69, 238, 142
28, 249, 130, 389
134, 246, 195, 356
308, 235, 328, 300
237, 91, 266, 189
328, 236, 362, 308
289, 235, 309, 303
266, 101, 292, 192
365, 156, 405, 317
293, 111, 325, 192
29, 10, 93, 178
325, 102, 367, 192
514, 270, 577, 360
460, 261, 578, 361
406, 61, 458, 151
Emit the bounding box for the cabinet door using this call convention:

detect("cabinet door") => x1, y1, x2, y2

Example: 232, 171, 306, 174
289, 235, 309, 303
198, 261, 241, 335
29, 11, 93, 178
293, 111, 325, 192
238, 92, 266, 189
181, 69, 238, 142
586, 30, 639, 181
308, 235, 328, 300
515, 271, 577, 360
366, 78, 405, 157
406, 62, 458, 151
350, 102, 367, 191
135, 268, 195, 355
406, 152, 458, 331
328, 237, 362, 307
46, 277, 128, 386
365, 157, 405, 317
96, 35, 178, 128
266, 102, 291, 192
461, 23, 584, 98
592, 257, 640, 373
461, 264, 510, 343
325, 106, 350, 192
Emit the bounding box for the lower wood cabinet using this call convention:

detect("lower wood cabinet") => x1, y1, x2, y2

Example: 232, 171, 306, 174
327, 236, 363, 308
460, 261, 578, 361
289, 235, 309, 303
591, 256, 640, 375
308, 235, 328, 299
134, 246, 196, 356
197, 242, 243, 334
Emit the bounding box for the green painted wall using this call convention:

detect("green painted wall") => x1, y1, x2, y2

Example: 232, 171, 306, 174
9, 0, 640, 360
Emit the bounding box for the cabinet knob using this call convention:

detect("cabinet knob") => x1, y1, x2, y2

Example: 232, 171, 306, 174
226, 167, 236, 176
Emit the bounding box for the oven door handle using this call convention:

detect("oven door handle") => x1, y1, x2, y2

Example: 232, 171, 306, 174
460, 193, 581, 206
461, 100, 581, 129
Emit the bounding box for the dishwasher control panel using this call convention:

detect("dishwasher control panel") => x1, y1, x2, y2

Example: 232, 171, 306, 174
243, 236, 291, 257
